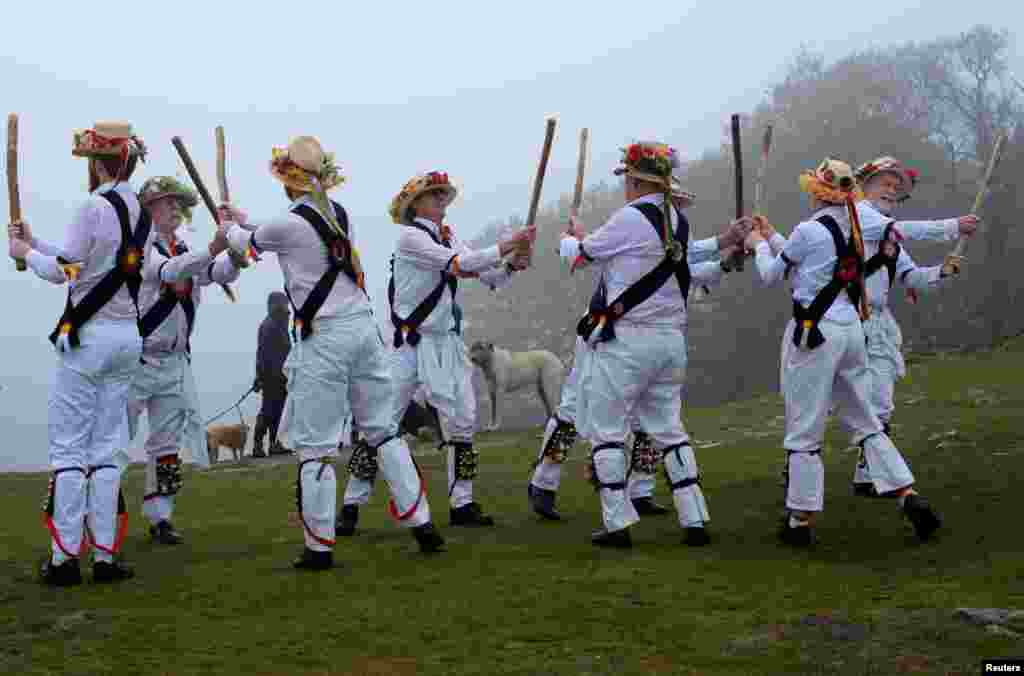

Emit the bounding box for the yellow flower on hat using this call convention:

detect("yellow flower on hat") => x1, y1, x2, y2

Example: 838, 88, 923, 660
269, 136, 345, 193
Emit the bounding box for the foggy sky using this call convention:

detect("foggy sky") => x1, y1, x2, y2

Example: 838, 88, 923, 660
1, 1, 1019, 470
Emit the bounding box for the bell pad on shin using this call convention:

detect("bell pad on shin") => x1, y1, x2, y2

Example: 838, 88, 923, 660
155, 455, 183, 496
543, 419, 578, 464
346, 440, 379, 482
452, 442, 478, 481
631, 431, 659, 475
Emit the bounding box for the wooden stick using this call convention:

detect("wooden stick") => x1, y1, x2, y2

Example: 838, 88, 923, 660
7, 114, 25, 271
951, 130, 1007, 259
730, 114, 745, 271
172, 136, 239, 301
753, 123, 773, 215
215, 126, 230, 206
525, 117, 557, 264
172, 136, 220, 225
571, 128, 588, 214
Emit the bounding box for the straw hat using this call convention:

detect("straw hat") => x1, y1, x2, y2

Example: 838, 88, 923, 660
139, 176, 199, 221
855, 156, 918, 200
613, 141, 681, 186
388, 171, 458, 224
269, 136, 345, 193
799, 157, 861, 204
71, 121, 147, 160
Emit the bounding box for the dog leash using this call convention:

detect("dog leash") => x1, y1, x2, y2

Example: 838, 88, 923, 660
204, 384, 258, 426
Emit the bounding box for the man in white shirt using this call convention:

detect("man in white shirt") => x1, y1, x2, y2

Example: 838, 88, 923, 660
337, 171, 534, 533
529, 184, 728, 521
560, 141, 751, 548
220, 136, 445, 569
9, 121, 148, 585
847, 157, 976, 495
749, 157, 945, 547
128, 176, 240, 545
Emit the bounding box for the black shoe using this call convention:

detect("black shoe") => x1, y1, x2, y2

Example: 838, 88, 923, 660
412, 522, 446, 553
591, 527, 632, 548
683, 526, 712, 546
528, 484, 561, 521
40, 558, 82, 587
252, 446, 266, 459
335, 505, 359, 536
778, 523, 815, 547
449, 502, 495, 527
92, 559, 135, 583
852, 482, 878, 498
902, 494, 942, 541
150, 520, 184, 545
632, 496, 671, 516
269, 442, 293, 456
292, 548, 333, 571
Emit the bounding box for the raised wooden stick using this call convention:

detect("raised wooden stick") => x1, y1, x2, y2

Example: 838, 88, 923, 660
7, 114, 26, 271
172, 136, 220, 225
571, 128, 589, 216
729, 114, 745, 271
951, 130, 1007, 260
172, 135, 237, 301
753, 123, 774, 215
525, 117, 557, 264
215, 126, 230, 206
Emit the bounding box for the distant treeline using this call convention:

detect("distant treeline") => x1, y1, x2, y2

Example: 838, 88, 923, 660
459, 24, 1024, 408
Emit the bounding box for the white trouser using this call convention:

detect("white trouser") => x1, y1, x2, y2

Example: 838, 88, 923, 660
382, 332, 477, 508
530, 337, 657, 500
852, 306, 904, 484
580, 325, 708, 532
281, 312, 426, 548
47, 319, 141, 564
780, 318, 914, 512
128, 351, 209, 526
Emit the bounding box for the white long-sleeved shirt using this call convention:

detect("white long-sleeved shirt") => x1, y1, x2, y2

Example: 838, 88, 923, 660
26, 181, 144, 324
755, 201, 956, 316
559, 193, 722, 329
390, 217, 513, 335
137, 230, 240, 357
226, 194, 371, 324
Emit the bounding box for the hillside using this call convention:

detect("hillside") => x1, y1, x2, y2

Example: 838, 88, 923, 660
1, 337, 1023, 675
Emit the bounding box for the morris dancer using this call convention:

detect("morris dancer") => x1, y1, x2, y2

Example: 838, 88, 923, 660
528, 183, 720, 520
755, 157, 978, 496
750, 157, 945, 547
9, 121, 148, 585
560, 141, 751, 548
128, 176, 240, 545
336, 171, 534, 534
220, 136, 444, 569
848, 157, 976, 495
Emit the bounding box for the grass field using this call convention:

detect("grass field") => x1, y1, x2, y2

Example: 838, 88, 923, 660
2, 339, 1023, 675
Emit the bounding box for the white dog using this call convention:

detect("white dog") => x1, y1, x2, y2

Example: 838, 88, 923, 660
468, 342, 564, 432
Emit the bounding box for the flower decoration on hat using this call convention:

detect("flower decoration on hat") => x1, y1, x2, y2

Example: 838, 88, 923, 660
798, 157, 863, 205
139, 176, 199, 223
614, 141, 680, 183
269, 136, 345, 193
389, 170, 459, 224
855, 156, 918, 203
72, 121, 147, 163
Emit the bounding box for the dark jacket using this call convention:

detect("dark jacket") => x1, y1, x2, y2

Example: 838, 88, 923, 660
256, 316, 291, 385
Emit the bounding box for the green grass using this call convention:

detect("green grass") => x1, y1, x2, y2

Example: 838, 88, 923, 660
2, 339, 1024, 675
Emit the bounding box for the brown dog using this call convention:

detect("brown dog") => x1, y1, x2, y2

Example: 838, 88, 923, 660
207, 422, 249, 464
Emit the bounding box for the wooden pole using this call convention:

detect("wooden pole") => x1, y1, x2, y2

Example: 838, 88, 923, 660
7, 114, 26, 271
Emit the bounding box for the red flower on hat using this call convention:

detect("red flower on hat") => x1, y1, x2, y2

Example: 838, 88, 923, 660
626, 145, 642, 164
905, 168, 919, 184
823, 169, 835, 185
